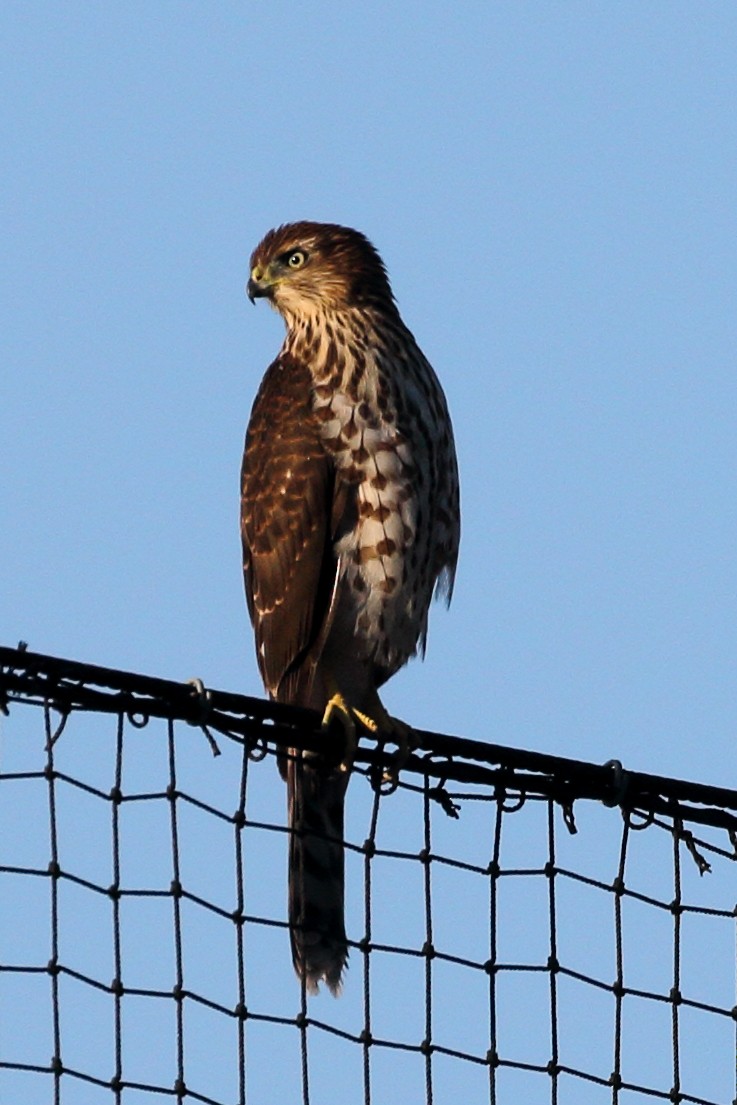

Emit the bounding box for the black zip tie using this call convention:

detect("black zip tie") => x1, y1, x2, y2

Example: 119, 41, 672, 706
187, 677, 221, 757
248, 736, 269, 762
680, 826, 712, 876
422, 753, 460, 818
560, 796, 577, 835
432, 786, 460, 819
602, 759, 629, 808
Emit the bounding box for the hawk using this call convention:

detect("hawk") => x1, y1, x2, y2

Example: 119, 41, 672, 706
241, 222, 460, 995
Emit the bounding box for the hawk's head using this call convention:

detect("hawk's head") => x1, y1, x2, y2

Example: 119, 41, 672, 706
247, 221, 395, 320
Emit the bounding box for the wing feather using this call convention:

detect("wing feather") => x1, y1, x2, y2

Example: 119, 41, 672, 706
241, 352, 341, 704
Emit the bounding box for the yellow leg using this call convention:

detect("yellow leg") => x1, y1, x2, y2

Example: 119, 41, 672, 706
320, 683, 415, 784
355, 692, 415, 784
321, 692, 357, 773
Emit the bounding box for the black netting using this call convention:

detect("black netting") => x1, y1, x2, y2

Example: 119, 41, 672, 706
1, 645, 735, 1105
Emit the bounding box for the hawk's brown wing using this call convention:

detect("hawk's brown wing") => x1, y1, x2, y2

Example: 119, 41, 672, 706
241, 351, 352, 994
240, 352, 344, 705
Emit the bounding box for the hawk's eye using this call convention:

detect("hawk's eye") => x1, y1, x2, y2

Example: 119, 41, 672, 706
286, 250, 307, 269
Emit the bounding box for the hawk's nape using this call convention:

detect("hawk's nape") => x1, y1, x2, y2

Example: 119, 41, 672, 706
240, 221, 460, 995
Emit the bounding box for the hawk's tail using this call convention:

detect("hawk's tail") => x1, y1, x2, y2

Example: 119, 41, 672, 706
287, 753, 349, 996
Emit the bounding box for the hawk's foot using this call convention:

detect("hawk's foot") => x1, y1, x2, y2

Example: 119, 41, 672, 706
356, 695, 415, 787
320, 690, 415, 784
321, 693, 358, 773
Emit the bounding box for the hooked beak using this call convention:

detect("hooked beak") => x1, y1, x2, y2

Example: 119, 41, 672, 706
247, 265, 272, 304
247, 278, 266, 303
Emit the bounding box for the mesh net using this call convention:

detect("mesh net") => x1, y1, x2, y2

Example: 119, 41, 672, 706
1, 645, 736, 1105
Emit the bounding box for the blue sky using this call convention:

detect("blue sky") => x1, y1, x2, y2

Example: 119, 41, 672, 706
2, 4, 736, 1103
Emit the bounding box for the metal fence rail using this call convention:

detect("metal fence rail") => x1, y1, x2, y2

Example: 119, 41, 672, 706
1, 645, 735, 1105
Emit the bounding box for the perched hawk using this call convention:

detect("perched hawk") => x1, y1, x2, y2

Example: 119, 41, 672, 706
241, 222, 460, 995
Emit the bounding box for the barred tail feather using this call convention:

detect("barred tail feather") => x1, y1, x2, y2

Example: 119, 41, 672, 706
287, 753, 349, 996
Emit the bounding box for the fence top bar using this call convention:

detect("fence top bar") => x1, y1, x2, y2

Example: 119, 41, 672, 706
2, 644, 737, 832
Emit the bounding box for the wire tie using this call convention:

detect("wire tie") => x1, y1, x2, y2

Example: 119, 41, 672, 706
602, 759, 629, 808
432, 786, 460, 819
422, 752, 460, 817
248, 735, 268, 762
681, 828, 711, 876
187, 678, 221, 756
561, 797, 577, 835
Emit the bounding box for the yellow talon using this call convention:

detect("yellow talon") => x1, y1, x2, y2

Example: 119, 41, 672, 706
352, 708, 379, 734
358, 693, 415, 785
320, 687, 415, 784
321, 692, 357, 773
381, 716, 415, 785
